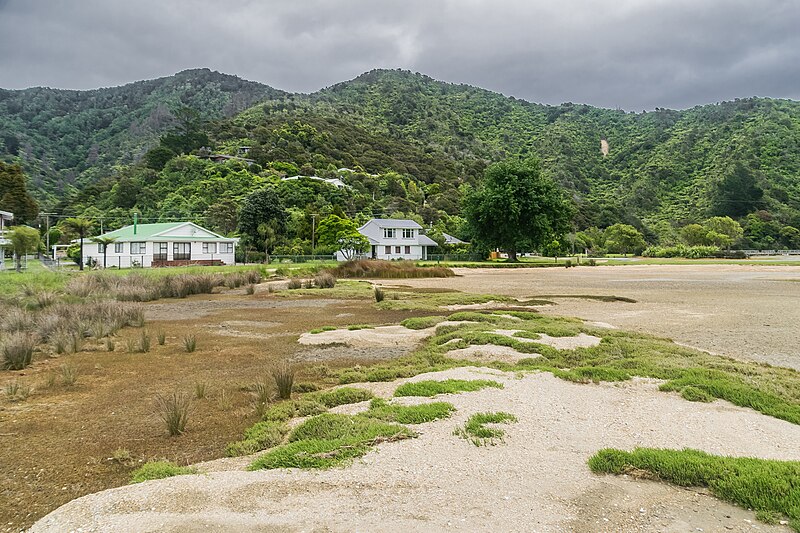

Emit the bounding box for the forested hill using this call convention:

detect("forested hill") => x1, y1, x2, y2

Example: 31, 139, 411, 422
2, 68, 800, 246
0, 69, 282, 203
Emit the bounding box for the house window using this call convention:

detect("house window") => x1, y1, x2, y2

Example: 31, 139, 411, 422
114, 243, 124, 253
385, 246, 392, 254
219, 243, 233, 254
130, 242, 146, 255
402, 228, 414, 239
173, 242, 191, 261
153, 242, 168, 261
98, 243, 106, 253
383, 228, 396, 239
395, 246, 401, 254
405, 246, 411, 254
203, 242, 217, 254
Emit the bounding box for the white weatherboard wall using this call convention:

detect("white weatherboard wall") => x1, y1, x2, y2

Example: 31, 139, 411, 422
340, 219, 437, 261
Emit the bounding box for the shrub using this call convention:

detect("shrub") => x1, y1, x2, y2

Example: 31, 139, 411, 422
293, 382, 321, 393
182, 334, 197, 353
1, 333, 36, 370
329, 260, 455, 279
155, 391, 191, 436
5, 380, 32, 401
262, 399, 327, 421
401, 316, 446, 330
314, 272, 337, 289
287, 278, 302, 290
271, 362, 295, 400
130, 460, 196, 484
374, 286, 385, 302
60, 363, 78, 387
138, 331, 151, 353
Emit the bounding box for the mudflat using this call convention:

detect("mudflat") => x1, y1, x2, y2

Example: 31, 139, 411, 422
389, 264, 800, 370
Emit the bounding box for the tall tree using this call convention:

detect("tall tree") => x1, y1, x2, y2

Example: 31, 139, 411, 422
463, 158, 572, 261
8, 226, 40, 272
604, 224, 646, 256
238, 187, 288, 262
0, 162, 39, 224
63, 217, 94, 271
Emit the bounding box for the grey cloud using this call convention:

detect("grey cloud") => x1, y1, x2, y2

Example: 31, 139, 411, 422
0, 0, 798, 110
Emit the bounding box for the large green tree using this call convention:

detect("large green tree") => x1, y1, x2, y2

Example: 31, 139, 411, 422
0, 162, 39, 224
317, 214, 369, 259
463, 158, 572, 261
238, 187, 288, 261
604, 224, 646, 256
8, 226, 40, 272
63, 217, 94, 271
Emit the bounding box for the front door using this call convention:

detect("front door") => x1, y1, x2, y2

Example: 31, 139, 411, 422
173, 242, 191, 261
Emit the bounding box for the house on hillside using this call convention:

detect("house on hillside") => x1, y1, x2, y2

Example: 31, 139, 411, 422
0, 210, 12, 270
281, 175, 349, 189
82, 222, 238, 268
442, 232, 467, 245
336, 219, 438, 261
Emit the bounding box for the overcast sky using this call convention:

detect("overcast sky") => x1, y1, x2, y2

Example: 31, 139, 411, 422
1, 0, 798, 110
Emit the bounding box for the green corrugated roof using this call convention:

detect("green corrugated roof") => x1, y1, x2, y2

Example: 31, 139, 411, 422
100, 223, 184, 240
95, 223, 236, 242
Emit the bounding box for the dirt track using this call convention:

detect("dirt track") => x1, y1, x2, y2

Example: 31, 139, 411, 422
387, 264, 800, 370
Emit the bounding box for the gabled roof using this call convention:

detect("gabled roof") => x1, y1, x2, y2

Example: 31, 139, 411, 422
361, 219, 423, 229
0, 210, 13, 220
442, 232, 467, 245
418, 235, 439, 246
91, 222, 237, 242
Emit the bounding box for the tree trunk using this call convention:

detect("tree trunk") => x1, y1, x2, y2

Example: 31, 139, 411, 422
15, 254, 21, 273
103, 249, 107, 269
78, 231, 85, 271
507, 248, 518, 262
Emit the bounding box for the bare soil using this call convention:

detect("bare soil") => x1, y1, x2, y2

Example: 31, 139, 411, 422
0, 290, 421, 531
32, 368, 799, 532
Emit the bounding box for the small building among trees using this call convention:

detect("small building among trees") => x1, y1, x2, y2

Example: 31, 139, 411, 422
337, 219, 438, 261
0, 209, 13, 270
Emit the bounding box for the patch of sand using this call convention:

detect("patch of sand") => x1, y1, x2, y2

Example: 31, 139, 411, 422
446, 344, 537, 363
297, 321, 472, 348
32, 367, 800, 532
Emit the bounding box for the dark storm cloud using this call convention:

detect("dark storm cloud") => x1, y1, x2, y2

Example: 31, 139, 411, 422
0, 0, 798, 110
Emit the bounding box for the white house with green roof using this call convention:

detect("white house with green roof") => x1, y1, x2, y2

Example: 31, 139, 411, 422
82, 222, 238, 268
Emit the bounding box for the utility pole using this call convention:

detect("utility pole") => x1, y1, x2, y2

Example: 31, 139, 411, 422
41, 212, 56, 255
311, 214, 317, 257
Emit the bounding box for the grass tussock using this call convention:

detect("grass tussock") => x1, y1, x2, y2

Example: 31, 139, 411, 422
394, 379, 504, 397
182, 334, 197, 353
454, 411, 518, 446
129, 460, 197, 484
374, 286, 385, 302
156, 391, 191, 436
589, 448, 800, 530
328, 260, 455, 279
1, 333, 36, 370
401, 316, 447, 330
5, 380, 32, 402
65, 270, 262, 302
271, 362, 295, 400
313, 272, 337, 289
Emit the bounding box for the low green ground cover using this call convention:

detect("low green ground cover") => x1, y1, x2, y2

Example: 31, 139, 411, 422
589, 448, 800, 531
454, 412, 518, 446
394, 379, 504, 397
129, 460, 197, 483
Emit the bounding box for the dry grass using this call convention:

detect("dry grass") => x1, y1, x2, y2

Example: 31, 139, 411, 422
271, 362, 295, 400
328, 260, 454, 279
1, 333, 36, 370
155, 391, 191, 436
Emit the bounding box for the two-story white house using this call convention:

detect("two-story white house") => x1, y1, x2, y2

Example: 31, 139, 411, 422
337, 219, 438, 261
0, 210, 12, 270
82, 222, 238, 268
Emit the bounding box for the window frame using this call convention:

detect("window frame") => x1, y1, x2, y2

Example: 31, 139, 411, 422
405, 245, 411, 254
130, 242, 146, 255
202, 242, 217, 254
114, 243, 124, 254
402, 228, 414, 239
383, 228, 396, 239
173, 242, 191, 261
384, 245, 392, 254
219, 242, 233, 254
395, 246, 401, 254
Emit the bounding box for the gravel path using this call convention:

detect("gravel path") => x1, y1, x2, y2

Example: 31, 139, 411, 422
32, 367, 799, 532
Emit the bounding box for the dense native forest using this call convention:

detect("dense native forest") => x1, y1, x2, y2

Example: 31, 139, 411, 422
2, 67, 800, 254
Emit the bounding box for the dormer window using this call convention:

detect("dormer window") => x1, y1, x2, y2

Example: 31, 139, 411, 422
383, 228, 396, 239
402, 228, 415, 239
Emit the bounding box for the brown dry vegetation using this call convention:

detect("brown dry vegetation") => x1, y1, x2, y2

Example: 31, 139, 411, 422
0, 287, 425, 531
328, 259, 455, 279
